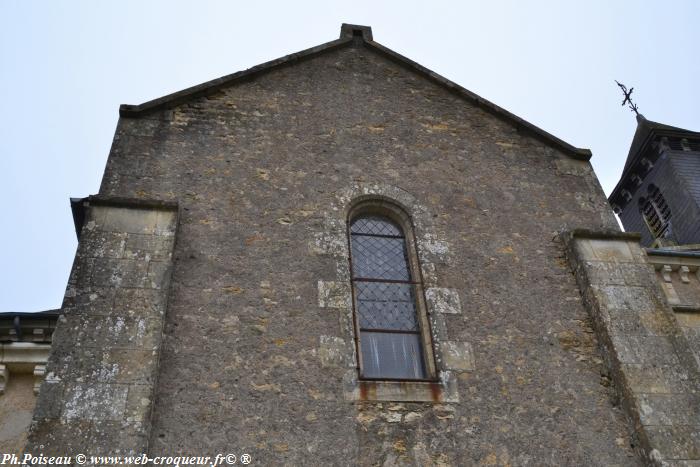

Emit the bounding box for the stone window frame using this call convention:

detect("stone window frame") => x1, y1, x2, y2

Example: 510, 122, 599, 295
347, 199, 439, 382
312, 182, 465, 402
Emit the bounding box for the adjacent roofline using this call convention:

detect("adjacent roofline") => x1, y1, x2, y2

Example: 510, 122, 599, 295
119, 23, 592, 161
0, 310, 60, 345
0, 310, 61, 318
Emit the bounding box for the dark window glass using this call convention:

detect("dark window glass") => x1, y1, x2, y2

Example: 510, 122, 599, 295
355, 282, 419, 331
351, 235, 410, 281
350, 215, 427, 380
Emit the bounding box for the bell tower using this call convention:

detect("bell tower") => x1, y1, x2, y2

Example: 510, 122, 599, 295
609, 114, 700, 247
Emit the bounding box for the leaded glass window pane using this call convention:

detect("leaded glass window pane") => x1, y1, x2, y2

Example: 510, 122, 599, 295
351, 235, 410, 280
350, 214, 427, 380
355, 282, 418, 331
350, 216, 403, 236
360, 332, 426, 379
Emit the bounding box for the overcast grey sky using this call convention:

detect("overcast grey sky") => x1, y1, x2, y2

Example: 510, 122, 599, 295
1, 0, 699, 312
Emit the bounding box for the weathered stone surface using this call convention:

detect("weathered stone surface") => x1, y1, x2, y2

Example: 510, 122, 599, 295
425, 288, 461, 315
622, 363, 691, 394
638, 393, 700, 426
93, 206, 161, 235
318, 335, 351, 368
566, 230, 700, 464
645, 425, 700, 460
26, 199, 178, 457
32, 379, 63, 420
35, 31, 641, 465
0, 374, 39, 455
343, 370, 459, 403
441, 341, 475, 371
63, 383, 128, 421
583, 261, 653, 287
613, 335, 681, 366
124, 234, 174, 260
317, 280, 351, 309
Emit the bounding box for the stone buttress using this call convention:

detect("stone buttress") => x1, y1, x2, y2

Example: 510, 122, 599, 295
26, 196, 178, 456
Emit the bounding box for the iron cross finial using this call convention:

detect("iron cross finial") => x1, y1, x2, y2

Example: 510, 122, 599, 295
615, 80, 639, 116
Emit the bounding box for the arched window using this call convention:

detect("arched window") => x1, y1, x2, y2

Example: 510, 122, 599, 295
348, 207, 434, 380
638, 184, 672, 239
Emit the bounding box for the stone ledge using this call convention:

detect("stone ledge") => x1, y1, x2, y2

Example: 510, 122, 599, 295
566, 229, 642, 242
343, 370, 459, 403
71, 195, 179, 239
1, 342, 51, 366
81, 195, 178, 211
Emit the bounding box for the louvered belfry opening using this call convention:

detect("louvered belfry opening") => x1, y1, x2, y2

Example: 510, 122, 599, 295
349, 215, 427, 380
639, 184, 672, 239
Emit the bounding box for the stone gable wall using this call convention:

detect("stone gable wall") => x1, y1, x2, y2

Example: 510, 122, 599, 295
43, 42, 640, 465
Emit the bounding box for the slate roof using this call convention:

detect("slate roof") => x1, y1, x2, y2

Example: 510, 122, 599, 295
623, 114, 700, 173
610, 114, 700, 203
119, 24, 592, 160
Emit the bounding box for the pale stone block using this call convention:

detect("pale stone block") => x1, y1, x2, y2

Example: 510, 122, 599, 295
555, 158, 591, 176
638, 393, 699, 426
62, 383, 128, 421
597, 285, 659, 313
420, 262, 438, 287
575, 239, 597, 261
613, 335, 680, 366
318, 336, 350, 368
310, 231, 348, 257
96, 206, 160, 235
622, 363, 690, 394
155, 210, 177, 236
125, 384, 153, 423
1, 342, 51, 365
33, 364, 46, 395
124, 235, 174, 260
588, 239, 635, 262
425, 287, 461, 314
317, 281, 351, 309
680, 266, 691, 284
675, 312, 700, 329
441, 341, 475, 371
418, 234, 449, 260
662, 281, 682, 305
646, 425, 700, 461
662, 265, 673, 283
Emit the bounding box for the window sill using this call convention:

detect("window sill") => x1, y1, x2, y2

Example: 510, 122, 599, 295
343, 370, 459, 402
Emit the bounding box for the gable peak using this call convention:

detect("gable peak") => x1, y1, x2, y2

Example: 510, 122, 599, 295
340, 23, 373, 41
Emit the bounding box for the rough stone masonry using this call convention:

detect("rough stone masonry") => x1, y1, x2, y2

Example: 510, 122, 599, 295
26, 24, 697, 465
27, 197, 178, 456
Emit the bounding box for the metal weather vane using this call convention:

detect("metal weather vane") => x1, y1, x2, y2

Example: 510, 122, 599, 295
615, 80, 639, 116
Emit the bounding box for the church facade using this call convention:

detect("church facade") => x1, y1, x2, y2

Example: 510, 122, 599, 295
14, 24, 700, 465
